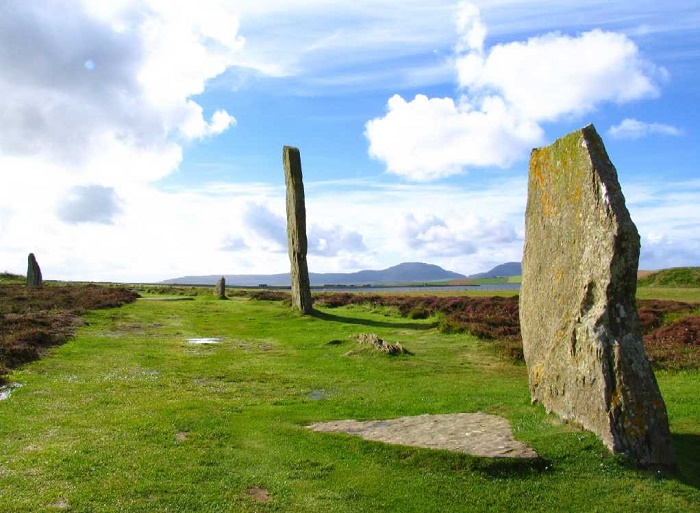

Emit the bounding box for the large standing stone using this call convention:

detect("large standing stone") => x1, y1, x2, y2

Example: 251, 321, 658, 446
520, 124, 673, 467
26, 253, 42, 287
214, 276, 226, 299
283, 146, 313, 314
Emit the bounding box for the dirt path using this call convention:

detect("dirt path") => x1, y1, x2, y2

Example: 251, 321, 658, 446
309, 412, 538, 459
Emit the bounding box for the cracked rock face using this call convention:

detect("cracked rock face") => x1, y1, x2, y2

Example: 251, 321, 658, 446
283, 146, 313, 314
520, 125, 673, 467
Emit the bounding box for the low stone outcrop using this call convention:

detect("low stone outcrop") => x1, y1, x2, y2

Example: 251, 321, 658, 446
519, 124, 673, 467
26, 253, 42, 287
283, 146, 313, 314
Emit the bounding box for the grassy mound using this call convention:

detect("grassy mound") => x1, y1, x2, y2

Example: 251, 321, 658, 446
0, 272, 25, 284
639, 267, 700, 287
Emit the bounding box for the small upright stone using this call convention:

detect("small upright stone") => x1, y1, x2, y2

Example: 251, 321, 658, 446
26, 253, 42, 287
214, 276, 226, 299
283, 146, 313, 314
520, 124, 673, 467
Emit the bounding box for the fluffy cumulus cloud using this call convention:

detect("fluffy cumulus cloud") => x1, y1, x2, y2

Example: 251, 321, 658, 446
0, 0, 245, 280
310, 227, 367, 257
241, 203, 288, 252
0, 1, 241, 170
608, 118, 683, 139
366, 2, 667, 181
57, 185, 123, 225
365, 94, 542, 181
396, 212, 519, 257
240, 203, 368, 258
625, 180, 700, 269
220, 236, 249, 252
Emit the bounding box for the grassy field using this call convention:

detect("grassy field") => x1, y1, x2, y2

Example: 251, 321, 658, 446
0, 290, 698, 512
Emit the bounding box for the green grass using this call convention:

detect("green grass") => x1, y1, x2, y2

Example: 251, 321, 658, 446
0, 295, 698, 512
636, 287, 700, 303
0, 272, 24, 284
639, 267, 700, 288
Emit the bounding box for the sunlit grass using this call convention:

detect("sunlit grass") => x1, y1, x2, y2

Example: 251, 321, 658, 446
0, 294, 697, 512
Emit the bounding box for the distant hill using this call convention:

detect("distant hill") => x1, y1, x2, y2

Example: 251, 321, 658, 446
467, 262, 522, 279
161, 262, 466, 287
638, 267, 700, 287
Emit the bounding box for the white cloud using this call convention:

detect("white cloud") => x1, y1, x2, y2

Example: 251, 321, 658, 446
220, 236, 248, 252
57, 185, 123, 225
310, 227, 367, 257
608, 118, 683, 139
242, 203, 288, 252
179, 107, 237, 140
304, 178, 528, 276
365, 3, 667, 181
241, 203, 368, 258
0, 0, 240, 174
365, 94, 543, 181
221, 0, 461, 88
0, 0, 245, 280
625, 179, 700, 270
3, 169, 695, 282
396, 212, 520, 258
0, 0, 695, 282
457, 29, 664, 122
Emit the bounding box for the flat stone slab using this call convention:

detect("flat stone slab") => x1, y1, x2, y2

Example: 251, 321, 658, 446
308, 412, 538, 459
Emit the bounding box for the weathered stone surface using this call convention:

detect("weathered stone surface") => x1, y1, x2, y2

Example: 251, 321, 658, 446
283, 146, 313, 314
214, 276, 226, 298
26, 253, 42, 287
309, 413, 538, 459
520, 124, 673, 467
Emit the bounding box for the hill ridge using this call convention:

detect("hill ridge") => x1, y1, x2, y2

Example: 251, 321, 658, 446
162, 262, 466, 287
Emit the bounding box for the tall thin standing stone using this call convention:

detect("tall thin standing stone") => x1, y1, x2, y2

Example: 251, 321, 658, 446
26, 253, 42, 287
214, 276, 226, 299
283, 146, 313, 314
519, 124, 673, 467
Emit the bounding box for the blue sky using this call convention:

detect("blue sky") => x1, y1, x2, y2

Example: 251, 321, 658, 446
0, 0, 698, 282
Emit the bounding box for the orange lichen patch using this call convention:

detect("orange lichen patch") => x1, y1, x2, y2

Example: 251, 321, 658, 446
555, 268, 564, 284
532, 364, 544, 386
529, 150, 557, 218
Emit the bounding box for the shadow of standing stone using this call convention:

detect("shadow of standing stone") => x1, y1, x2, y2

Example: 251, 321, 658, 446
26, 253, 42, 287
520, 124, 673, 467
283, 146, 313, 314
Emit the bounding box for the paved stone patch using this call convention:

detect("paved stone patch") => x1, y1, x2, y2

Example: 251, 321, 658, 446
309, 412, 538, 459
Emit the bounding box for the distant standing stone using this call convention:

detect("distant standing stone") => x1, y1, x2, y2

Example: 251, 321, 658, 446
283, 146, 313, 314
214, 276, 226, 299
519, 124, 673, 467
26, 253, 42, 287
